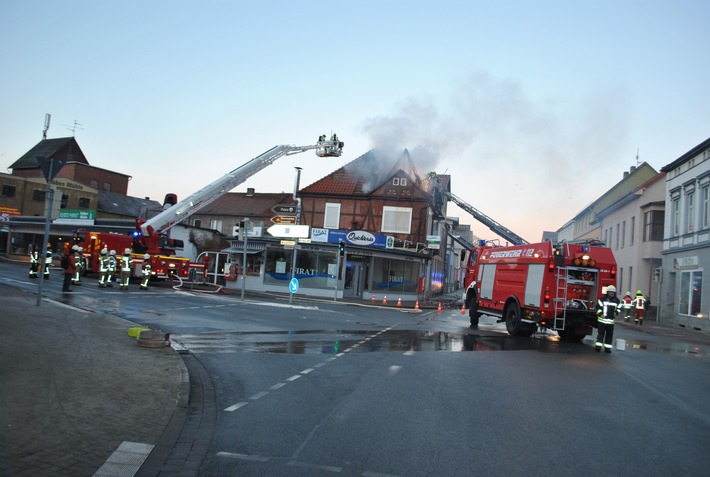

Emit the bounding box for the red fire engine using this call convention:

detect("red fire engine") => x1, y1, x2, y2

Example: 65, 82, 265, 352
463, 240, 617, 341
430, 176, 617, 341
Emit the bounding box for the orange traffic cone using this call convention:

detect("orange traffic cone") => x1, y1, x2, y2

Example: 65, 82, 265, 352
414, 300, 420, 311
437, 302, 443, 313
461, 303, 466, 315
371, 294, 376, 303
382, 295, 388, 305
396, 297, 402, 307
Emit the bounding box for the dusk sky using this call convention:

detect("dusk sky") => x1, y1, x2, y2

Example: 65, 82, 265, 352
2, 0, 708, 243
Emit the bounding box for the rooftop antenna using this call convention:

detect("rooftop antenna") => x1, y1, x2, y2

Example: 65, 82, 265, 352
42, 113, 51, 140
65, 119, 83, 137
635, 148, 640, 166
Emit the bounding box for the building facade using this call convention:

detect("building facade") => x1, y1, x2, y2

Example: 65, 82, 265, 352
660, 137, 710, 331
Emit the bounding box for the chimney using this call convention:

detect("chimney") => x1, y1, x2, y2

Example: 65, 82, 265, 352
623, 171, 629, 178
246, 187, 255, 196
630, 165, 636, 174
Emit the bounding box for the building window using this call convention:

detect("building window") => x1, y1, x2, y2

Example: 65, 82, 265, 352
78, 197, 90, 209
209, 219, 222, 233
679, 270, 702, 316
621, 221, 626, 248
32, 189, 46, 201
61, 194, 68, 208
393, 178, 400, 186
686, 190, 695, 233
382, 206, 412, 234
193, 219, 202, 228
324, 203, 341, 229
615, 224, 620, 250
400, 178, 408, 186
2, 185, 16, 197
103, 182, 111, 192
643, 210, 664, 242
630, 216, 635, 246
671, 197, 680, 236
703, 187, 710, 229
90, 180, 98, 189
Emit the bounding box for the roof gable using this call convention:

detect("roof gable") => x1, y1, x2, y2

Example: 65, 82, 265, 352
197, 192, 294, 217
9, 137, 89, 171
300, 149, 426, 196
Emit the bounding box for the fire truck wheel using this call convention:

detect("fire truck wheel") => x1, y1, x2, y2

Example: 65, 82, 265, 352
505, 303, 534, 337
558, 327, 585, 343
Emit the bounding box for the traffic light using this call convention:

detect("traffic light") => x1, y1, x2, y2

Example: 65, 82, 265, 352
338, 240, 346, 257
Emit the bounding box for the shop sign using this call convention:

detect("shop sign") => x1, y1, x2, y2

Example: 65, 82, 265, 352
674, 256, 699, 269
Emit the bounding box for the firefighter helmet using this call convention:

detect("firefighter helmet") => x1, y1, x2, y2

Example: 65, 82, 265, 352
109, 249, 116, 256
606, 285, 617, 293
625, 291, 631, 296
144, 254, 150, 260
101, 248, 108, 255
636, 289, 643, 295
123, 248, 131, 255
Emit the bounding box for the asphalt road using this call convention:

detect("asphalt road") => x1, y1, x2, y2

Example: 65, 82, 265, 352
3, 260, 710, 476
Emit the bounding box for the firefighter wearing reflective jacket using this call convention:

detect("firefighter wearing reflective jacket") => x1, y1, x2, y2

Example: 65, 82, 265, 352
632, 290, 647, 325
119, 249, 133, 290
595, 285, 621, 353
140, 254, 151, 290
98, 248, 110, 287
43, 244, 52, 280
29, 247, 39, 278
106, 250, 117, 287
622, 291, 633, 322
72, 247, 83, 285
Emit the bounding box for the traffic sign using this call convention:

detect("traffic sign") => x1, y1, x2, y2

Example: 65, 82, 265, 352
268, 224, 310, 238
289, 278, 299, 294
271, 204, 298, 214
271, 215, 297, 224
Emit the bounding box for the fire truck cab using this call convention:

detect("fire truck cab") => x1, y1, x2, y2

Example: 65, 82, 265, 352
464, 240, 617, 341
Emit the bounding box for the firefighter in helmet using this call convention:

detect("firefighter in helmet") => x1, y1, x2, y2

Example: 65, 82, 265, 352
107, 250, 117, 287
119, 248, 133, 290
29, 245, 39, 278
632, 290, 647, 325
594, 285, 621, 353
622, 291, 633, 322
43, 243, 53, 280
72, 246, 84, 285
140, 254, 152, 290
98, 248, 110, 287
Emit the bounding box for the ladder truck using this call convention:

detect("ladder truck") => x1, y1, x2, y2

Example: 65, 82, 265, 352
76, 135, 344, 282
432, 177, 617, 342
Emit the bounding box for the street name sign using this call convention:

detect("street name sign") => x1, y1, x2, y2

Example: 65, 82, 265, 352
271, 204, 298, 214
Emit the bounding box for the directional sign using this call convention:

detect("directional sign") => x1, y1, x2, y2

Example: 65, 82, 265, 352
289, 278, 299, 294
271, 215, 297, 224
271, 204, 298, 214
267, 224, 310, 238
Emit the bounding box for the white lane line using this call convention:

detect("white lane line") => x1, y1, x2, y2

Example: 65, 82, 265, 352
249, 391, 269, 400
270, 382, 287, 390
403, 350, 415, 356
288, 460, 342, 472
224, 401, 248, 412
287, 374, 302, 382
216, 452, 269, 462
301, 368, 314, 374
389, 365, 402, 375
314, 362, 326, 368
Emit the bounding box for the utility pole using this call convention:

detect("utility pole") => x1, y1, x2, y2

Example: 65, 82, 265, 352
289, 167, 302, 305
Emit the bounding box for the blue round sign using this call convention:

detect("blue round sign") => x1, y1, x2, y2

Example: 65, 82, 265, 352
289, 277, 299, 294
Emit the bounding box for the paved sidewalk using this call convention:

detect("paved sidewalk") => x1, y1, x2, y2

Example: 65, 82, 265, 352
0, 284, 187, 477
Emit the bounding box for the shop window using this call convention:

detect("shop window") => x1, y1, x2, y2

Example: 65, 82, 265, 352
679, 270, 702, 316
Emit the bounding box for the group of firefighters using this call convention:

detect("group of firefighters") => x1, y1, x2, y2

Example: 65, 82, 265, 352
30, 244, 152, 292
594, 286, 650, 353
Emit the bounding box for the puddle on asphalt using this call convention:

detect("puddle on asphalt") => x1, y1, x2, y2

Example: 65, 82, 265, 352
172, 329, 710, 356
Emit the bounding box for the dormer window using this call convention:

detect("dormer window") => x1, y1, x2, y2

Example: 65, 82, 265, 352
392, 178, 407, 186
393, 178, 400, 186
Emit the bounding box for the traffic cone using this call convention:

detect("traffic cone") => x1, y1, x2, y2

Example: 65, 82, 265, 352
396, 297, 402, 307
461, 303, 466, 315
414, 300, 420, 311
437, 302, 442, 313
371, 294, 376, 303
382, 295, 388, 305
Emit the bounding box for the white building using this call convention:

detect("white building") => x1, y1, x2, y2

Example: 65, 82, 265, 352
659, 137, 710, 331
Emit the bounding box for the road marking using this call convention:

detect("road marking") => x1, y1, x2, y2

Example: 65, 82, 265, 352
92, 441, 154, 477
270, 382, 287, 390
216, 451, 269, 462
389, 365, 402, 375
249, 391, 269, 400
301, 368, 314, 374
224, 401, 248, 412
287, 374, 302, 381
288, 460, 342, 472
